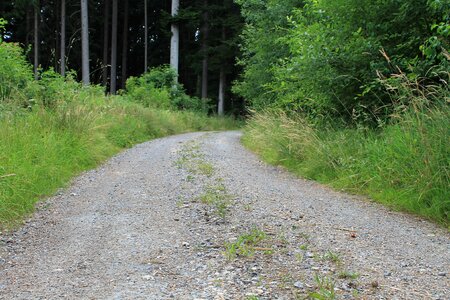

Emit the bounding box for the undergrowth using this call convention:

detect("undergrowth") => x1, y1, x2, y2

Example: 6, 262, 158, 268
243, 73, 449, 226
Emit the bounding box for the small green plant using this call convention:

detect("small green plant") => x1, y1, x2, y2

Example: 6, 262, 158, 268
246, 296, 259, 300
198, 184, 232, 218
197, 161, 214, 176
308, 274, 336, 300
224, 228, 268, 259
322, 251, 341, 264
338, 271, 359, 280
299, 244, 309, 251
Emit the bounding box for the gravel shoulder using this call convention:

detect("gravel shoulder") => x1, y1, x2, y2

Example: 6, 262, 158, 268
0, 131, 448, 299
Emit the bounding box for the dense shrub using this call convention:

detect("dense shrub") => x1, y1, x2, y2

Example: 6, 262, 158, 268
125, 65, 205, 111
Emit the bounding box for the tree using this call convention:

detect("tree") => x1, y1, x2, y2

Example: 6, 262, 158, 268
201, 0, 208, 101
102, 0, 110, 87
144, 0, 148, 72
60, 0, 66, 76
121, 0, 129, 89
110, 0, 118, 93
217, 26, 225, 116
80, 0, 90, 85
170, 0, 180, 78
34, 0, 39, 80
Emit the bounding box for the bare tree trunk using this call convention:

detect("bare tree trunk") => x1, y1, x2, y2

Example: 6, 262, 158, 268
218, 69, 225, 116
201, 0, 209, 102
110, 0, 118, 94
26, 7, 31, 46
121, 0, 129, 89
102, 0, 110, 87
34, 1, 39, 80
170, 0, 180, 78
81, 0, 90, 85
60, 0, 66, 76
218, 25, 226, 116
144, 0, 148, 72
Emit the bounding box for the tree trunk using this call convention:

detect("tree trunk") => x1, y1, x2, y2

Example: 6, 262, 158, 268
201, 0, 209, 102
144, 0, 148, 72
102, 0, 110, 87
170, 0, 180, 78
218, 68, 225, 116
34, 1, 39, 80
218, 25, 226, 116
60, 0, 66, 76
110, 0, 118, 94
121, 0, 129, 89
81, 0, 90, 85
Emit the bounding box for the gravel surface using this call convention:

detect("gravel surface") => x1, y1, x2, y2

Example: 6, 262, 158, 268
0, 131, 448, 299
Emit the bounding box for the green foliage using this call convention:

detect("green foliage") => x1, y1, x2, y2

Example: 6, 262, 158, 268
0, 42, 34, 106
125, 65, 205, 111
235, 0, 449, 124
0, 18, 6, 42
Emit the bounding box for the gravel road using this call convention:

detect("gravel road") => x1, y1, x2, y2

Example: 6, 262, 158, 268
0, 131, 448, 299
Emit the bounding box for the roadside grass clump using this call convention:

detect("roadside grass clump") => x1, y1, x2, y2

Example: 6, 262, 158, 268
0, 42, 239, 229
243, 75, 449, 225
224, 228, 270, 259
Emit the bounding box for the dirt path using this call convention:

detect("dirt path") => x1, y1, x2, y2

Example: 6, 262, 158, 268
0, 131, 448, 300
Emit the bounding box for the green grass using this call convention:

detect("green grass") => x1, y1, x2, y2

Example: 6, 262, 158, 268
0, 96, 238, 228
224, 228, 269, 259
198, 184, 232, 218
242, 108, 450, 226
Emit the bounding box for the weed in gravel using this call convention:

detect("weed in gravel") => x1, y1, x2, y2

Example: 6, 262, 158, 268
338, 270, 359, 280
199, 184, 232, 219
197, 162, 214, 176
299, 244, 309, 251
185, 175, 195, 182
243, 203, 253, 211
246, 296, 259, 300
322, 250, 341, 264
224, 228, 268, 259
308, 274, 336, 300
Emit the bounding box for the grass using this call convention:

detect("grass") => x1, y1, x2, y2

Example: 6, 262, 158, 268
224, 228, 270, 259
308, 274, 336, 300
198, 184, 232, 219
0, 94, 238, 229
242, 106, 450, 226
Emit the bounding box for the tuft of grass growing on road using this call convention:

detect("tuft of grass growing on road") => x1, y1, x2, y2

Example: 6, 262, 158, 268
224, 228, 270, 259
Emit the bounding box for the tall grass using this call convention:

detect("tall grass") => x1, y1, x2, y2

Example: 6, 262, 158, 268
243, 75, 449, 226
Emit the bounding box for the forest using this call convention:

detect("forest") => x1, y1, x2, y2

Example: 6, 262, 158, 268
0, 0, 449, 226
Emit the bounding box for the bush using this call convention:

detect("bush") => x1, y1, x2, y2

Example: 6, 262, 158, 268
0, 42, 34, 107
125, 65, 206, 111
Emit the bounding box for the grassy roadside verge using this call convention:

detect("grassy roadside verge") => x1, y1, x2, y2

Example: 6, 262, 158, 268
0, 94, 238, 229
242, 109, 449, 227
